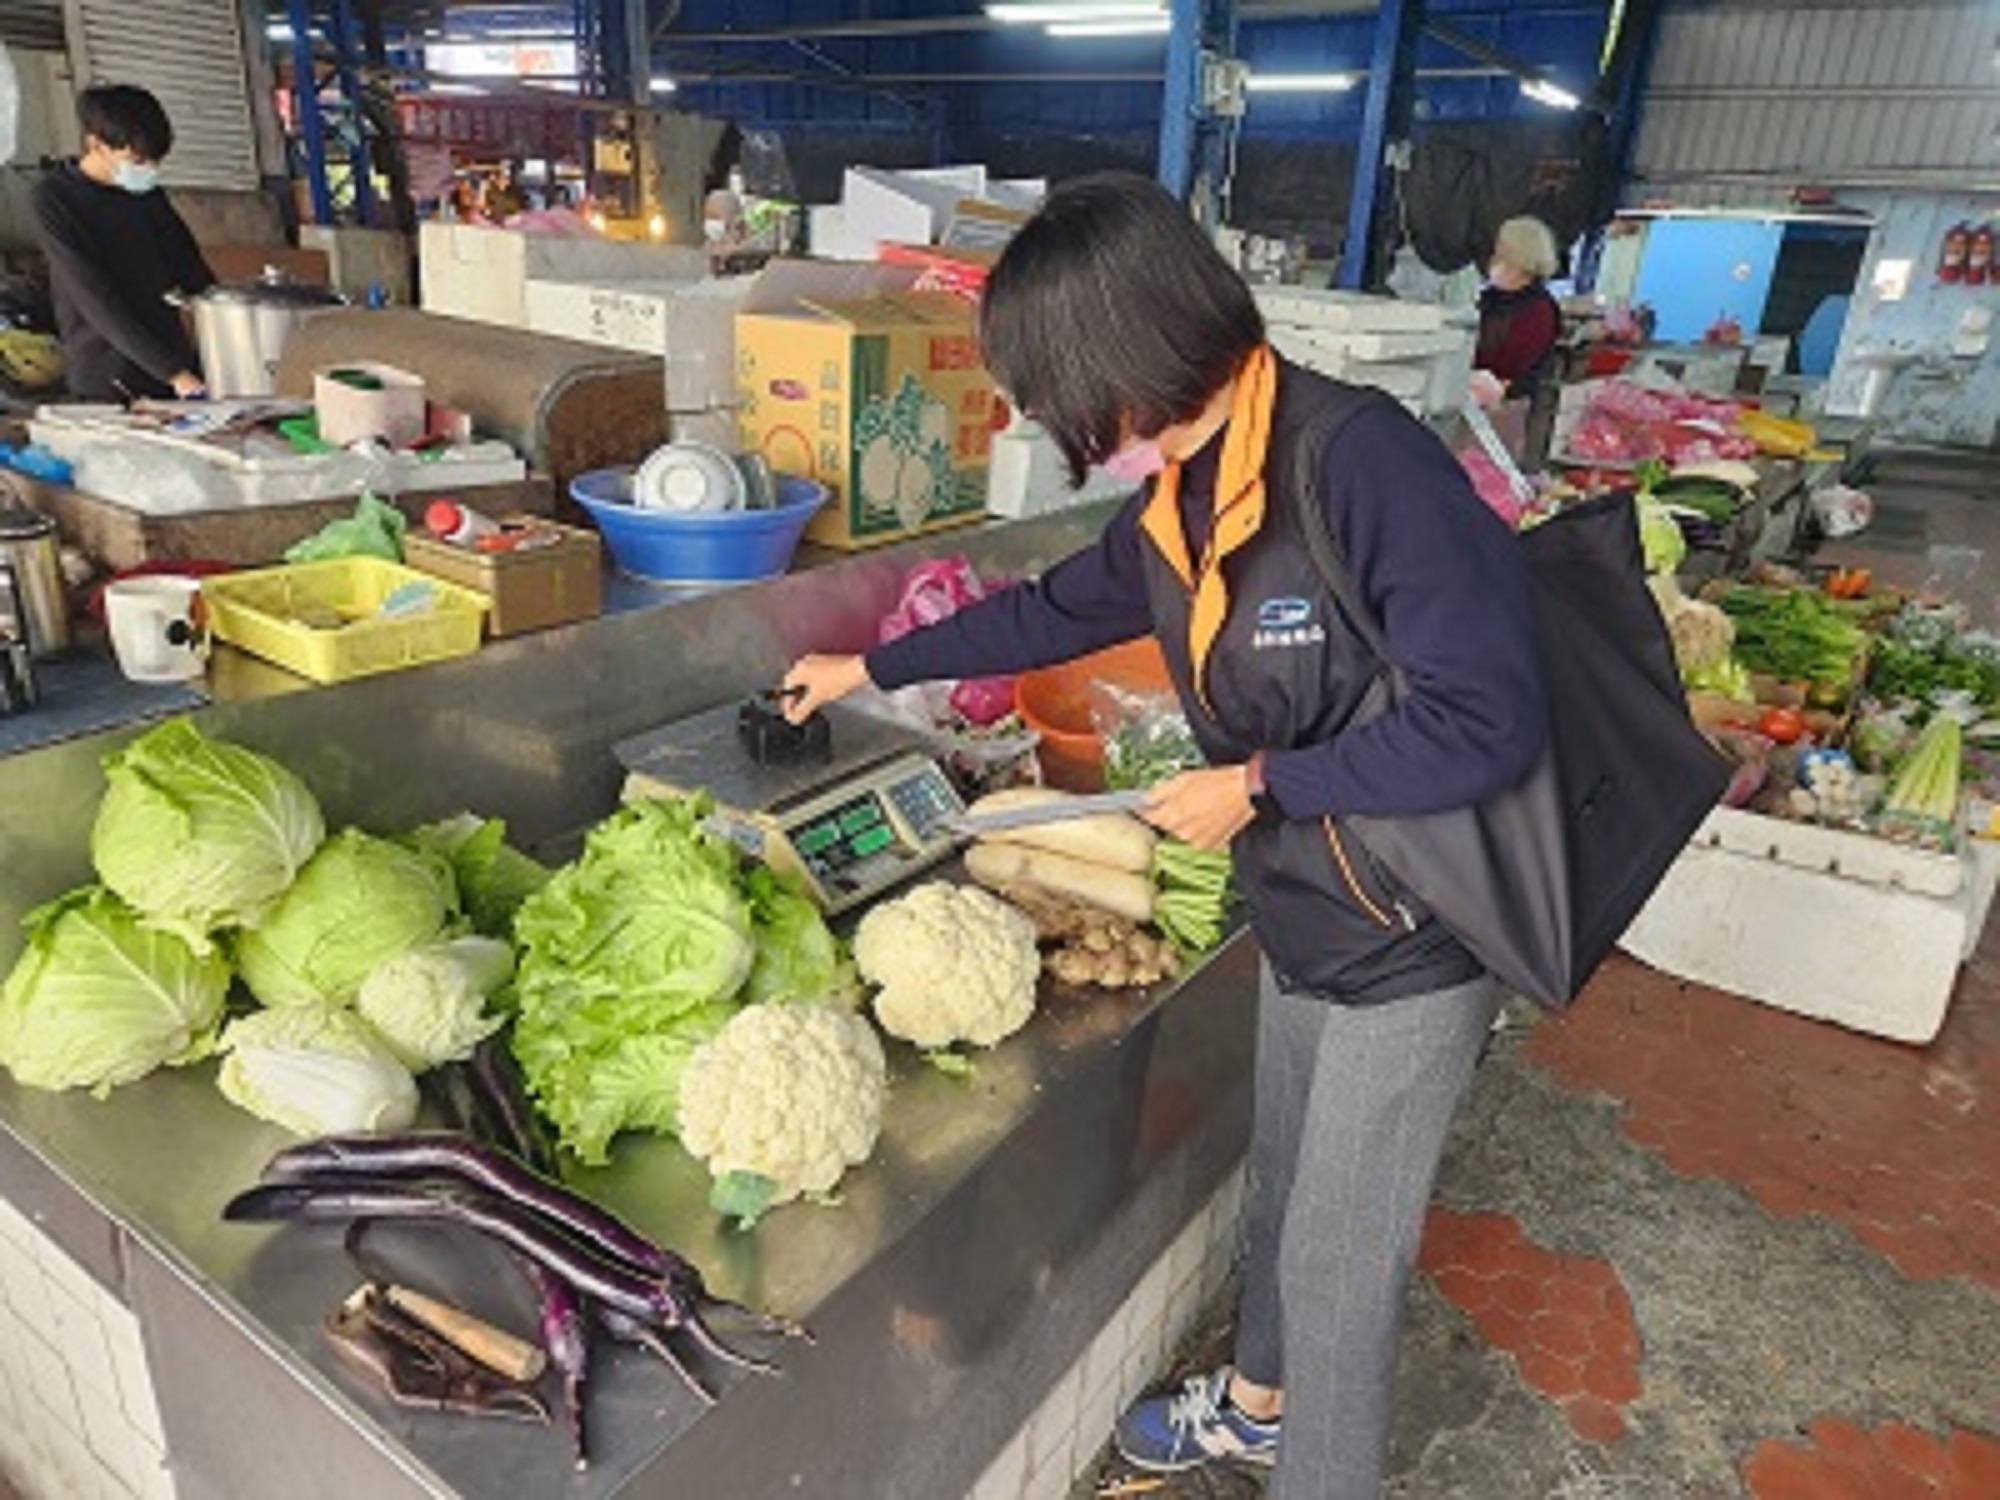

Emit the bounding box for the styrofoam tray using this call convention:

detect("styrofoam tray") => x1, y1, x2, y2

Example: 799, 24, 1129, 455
1253, 286, 1451, 334
29, 409, 525, 512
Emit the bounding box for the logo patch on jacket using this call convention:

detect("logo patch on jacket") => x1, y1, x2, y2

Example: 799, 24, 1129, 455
1253, 596, 1327, 650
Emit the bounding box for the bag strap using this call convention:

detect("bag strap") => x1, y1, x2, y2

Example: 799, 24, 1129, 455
1285, 395, 1398, 675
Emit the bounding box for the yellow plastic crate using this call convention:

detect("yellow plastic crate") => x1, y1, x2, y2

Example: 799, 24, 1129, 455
202, 557, 490, 684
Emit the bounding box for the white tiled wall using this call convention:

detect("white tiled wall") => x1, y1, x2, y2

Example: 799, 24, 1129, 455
969, 1163, 1248, 1500
0, 1199, 175, 1500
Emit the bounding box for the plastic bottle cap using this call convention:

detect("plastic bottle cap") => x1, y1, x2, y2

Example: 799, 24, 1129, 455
425, 500, 463, 536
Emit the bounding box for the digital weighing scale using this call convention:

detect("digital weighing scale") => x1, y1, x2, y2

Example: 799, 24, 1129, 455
614, 700, 967, 916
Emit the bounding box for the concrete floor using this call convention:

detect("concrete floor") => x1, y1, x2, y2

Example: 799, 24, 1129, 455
1077, 447, 2000, 1499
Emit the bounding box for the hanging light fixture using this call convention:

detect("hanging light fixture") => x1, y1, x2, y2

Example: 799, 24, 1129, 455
1245, 72, 1360, 93
1520, 78, 1581, 110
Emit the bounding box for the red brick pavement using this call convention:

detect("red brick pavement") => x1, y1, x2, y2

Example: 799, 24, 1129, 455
1416, 1207, 1644, 1443
1521, 954, 2000, 1290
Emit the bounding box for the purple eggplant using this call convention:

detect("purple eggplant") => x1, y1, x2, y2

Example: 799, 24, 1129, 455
261, 1132, 685, 1287
224, 1179, 778, 1396
594, 1304, 718, 1407
471, 1034, 561, 1178
525, 1262, 592, 1468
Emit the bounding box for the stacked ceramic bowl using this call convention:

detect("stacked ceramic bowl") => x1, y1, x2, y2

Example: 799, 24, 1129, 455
571, 442, 827, 585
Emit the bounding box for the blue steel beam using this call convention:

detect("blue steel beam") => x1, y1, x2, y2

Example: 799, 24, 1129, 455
1157, 0, 1204, 201
288, 0, 334, 223
327, 0, 377, 224
1338, 0, 1422, 290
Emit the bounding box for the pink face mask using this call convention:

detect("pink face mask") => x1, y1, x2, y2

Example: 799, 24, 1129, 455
1103, 438, 1166, 482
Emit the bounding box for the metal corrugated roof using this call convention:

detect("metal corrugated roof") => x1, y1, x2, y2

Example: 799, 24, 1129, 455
1632, 0, 2000, 194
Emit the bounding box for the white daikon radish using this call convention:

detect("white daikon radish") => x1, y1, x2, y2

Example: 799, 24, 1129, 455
963, 788, 1157, 873
965, 842, 1156, 925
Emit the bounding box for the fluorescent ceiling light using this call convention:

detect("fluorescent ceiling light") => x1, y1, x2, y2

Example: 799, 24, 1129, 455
266, 22, 293, 39
650, 76, 676, 94
987, 3, 1163, 23
1045, 17, 1171, 36
1246, 72, 1359, 93
1520, 78, 1581, 110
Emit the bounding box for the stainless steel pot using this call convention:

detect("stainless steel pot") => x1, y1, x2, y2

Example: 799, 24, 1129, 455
0, 505, 69, 658
181, 268, 346, 398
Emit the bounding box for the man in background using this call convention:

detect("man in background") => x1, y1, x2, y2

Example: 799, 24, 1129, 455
31, 84, 214, 401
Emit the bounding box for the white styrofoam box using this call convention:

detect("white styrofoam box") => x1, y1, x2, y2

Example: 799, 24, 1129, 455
1620, 811, 2000, 1043
806, 204, 875, 261
986, 422, 1132, 519
842, 167, 955, 249
523, 274, 751, 414
840, 166, 1030, 255
1256, 284, 1451, 334
523, 277, 694, 356
1271, 334, 1430, 401
418, 222, 707, 328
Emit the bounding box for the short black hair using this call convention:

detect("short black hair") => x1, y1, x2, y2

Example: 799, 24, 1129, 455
980, 172, 1264, 485
78, 85, 173, 161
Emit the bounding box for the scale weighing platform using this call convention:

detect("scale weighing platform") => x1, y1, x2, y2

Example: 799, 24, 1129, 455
614, 700, 967, 916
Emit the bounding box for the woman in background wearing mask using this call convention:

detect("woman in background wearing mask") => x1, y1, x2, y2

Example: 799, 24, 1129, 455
1473, 214, 1563, 399
30, 85, 214, 401
783, 173, 1546, 1497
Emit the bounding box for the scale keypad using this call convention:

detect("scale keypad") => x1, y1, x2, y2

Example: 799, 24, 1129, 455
885, 770, 961, 843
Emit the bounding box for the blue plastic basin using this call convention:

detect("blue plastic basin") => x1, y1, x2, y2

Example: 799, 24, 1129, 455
570, 468, 828, 585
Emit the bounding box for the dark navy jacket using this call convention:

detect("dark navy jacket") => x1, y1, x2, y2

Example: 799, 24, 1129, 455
868, 358, 1545, 1002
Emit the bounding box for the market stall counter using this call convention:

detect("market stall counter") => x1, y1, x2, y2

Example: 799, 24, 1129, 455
0, 504, 1257, 1500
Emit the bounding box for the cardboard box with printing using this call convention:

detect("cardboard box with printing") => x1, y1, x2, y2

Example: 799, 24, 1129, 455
735, 262, 1000, 550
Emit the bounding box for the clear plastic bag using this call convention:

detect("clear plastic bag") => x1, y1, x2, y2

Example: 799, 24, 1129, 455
1090, 682, 1200, 790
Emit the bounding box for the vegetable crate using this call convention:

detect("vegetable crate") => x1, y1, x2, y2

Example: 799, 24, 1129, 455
203, 557, 489, 683
1620, 806, 2000, 1043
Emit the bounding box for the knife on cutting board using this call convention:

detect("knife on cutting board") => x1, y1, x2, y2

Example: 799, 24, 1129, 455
943, 789, 1153, 836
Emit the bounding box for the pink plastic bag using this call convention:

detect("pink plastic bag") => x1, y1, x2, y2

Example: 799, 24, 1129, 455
879, 558, 1018, 726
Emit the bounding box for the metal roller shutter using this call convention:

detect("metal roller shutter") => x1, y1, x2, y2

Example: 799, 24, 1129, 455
0, 3, 66, 53
65, 0, 259, 190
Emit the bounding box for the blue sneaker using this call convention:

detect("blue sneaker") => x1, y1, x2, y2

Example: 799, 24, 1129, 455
1113, 1367, 1281, 1472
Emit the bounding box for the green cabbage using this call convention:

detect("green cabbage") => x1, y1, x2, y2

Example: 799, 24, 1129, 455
0, 887, 230, 1095
740, 865, 849, 1006
356, 936, 511, 1070
91, 719, 325, 950
510, 798, 755, 1162
403, 814, 551, 940
236, 828, 460, 1010
513, 1003, 734, 1165
217, 1005, 419, 1137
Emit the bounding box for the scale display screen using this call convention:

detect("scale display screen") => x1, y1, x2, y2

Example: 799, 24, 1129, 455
790, 790, 909, 895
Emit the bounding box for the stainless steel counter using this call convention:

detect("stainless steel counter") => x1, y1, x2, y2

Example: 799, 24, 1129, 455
0, 506, 1258, 1500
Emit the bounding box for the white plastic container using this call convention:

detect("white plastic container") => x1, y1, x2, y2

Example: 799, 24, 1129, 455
1619, 806, 2000, 1043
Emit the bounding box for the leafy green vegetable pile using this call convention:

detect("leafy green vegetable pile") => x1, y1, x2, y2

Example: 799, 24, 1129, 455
508, 797, 854, 1165
1711, 585, 1870, 703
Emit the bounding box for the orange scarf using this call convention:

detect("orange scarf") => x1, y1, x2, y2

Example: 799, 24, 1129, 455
1139, 343, 1278, 710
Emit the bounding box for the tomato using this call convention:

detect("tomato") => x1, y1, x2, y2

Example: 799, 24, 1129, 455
1757, 706, 1807, 744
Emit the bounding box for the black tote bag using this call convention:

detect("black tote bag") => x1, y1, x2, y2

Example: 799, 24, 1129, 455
1296, 477, 1729, 1008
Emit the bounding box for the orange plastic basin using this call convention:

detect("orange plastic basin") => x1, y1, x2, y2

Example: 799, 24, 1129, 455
1015, 636, 1175, 791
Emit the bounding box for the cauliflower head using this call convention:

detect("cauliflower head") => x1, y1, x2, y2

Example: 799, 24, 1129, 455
851, 883, 1040, 1049
676, 1003, 887, 1217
